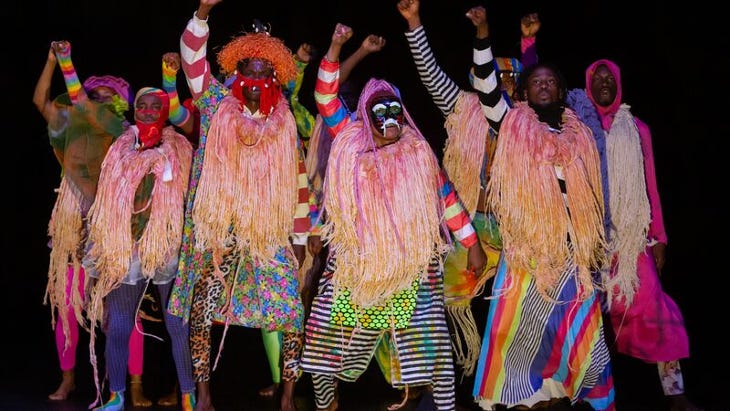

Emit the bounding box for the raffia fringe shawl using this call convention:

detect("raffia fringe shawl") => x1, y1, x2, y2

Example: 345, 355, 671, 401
192, 97, 298, 266
86, 127, 192, 325
322, 123, 448, 307
602, 105, 650, 306
442, 91, 489, 218
45, 176, 87, 349
487, 103, 606, 299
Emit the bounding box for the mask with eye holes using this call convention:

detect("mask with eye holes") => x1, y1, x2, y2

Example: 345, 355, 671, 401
369, 96, 404, 134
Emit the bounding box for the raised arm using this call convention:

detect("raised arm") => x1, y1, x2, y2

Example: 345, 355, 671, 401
520, 12, 540, 68
286, 43, 316, 147
50, 41, 88, 106
398, 0, 460, 116
340, 34, 386, 85
315, 23, 353, 138
33, 44, 61, 124
468, 6, 508, 132
180, 0, 220, 101
162, 52, 194, 135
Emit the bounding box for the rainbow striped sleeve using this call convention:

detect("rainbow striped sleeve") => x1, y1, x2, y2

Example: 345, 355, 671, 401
162, 61, 191, 126
55, 52, 82, 105
439, 170, 477, 247
314, 58, 349, 138
180, 12, 213, 101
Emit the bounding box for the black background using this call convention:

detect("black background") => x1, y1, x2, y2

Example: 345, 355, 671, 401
3, 0, 726, 410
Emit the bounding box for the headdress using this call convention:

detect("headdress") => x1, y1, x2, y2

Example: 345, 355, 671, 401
216, 21, 296, 84
83, 75, 132, 104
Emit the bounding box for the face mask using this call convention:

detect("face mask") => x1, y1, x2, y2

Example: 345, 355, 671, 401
230, 73, 280, 116
108, 94, 129, 119
369, 98, 404, 134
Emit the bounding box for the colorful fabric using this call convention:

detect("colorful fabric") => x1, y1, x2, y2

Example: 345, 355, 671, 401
55, 48, 82, 104
162, 61, 191, 126
473, 259, 615, 411
286, 59, 315, 149
301, 257, 457, 411
45, 95, 126, 349
486, 103, 606, 299
442, 212, 501, 377
330, 280, 418, 329
85, 125, 192, 331
170, 14, 313, 326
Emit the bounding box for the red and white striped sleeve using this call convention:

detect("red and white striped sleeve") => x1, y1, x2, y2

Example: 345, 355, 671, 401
180, 12, 213, 101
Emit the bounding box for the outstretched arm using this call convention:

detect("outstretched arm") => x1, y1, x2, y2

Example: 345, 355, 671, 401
161, 52, 193, 134
520, 12, 540, 68
286, 43, 316, 146
180, 0, 220, 101
315, 23, 353, 138
33, 45, 60, 124
340, 34, 386, 85
468, 6, 508, 132
51, 41, 88, 105
399, 0, 460, 116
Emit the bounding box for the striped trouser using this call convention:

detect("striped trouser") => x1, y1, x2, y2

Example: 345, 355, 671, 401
301, 257, 456, 410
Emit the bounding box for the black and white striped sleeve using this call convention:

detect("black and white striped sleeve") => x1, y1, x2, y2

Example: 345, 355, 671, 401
404, 25, 460, 116
472, 36, 508, 132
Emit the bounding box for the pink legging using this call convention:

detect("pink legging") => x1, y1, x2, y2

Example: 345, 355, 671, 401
56, 265, 145, 374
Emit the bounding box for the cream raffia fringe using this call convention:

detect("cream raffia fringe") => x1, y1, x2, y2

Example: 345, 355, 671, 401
442, 92, 489, 218
487, 103, 606, 299
322, 123, 448, 307
602, 104, 649, 306
446, 305, 481, 377
192, 97, 298, 266
45, 176, 87, 349
86, 126, 192, 325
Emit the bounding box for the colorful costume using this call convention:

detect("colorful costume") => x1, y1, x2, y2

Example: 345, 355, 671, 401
300, 56, 479, 411
470, 44, 615, 410
169, 12, 312, 386
83, 86, 195, 409
569, 59, 690, 396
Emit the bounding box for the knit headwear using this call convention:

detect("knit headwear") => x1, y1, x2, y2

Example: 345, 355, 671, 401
83, 75, 132, 104
585, 59, 622, 130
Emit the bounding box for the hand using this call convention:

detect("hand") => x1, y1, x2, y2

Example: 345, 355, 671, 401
162, 52, 182, 71
196, 0, 221, 20
295, 43, 313, 63
520, 13, 540, 38
466, 243, 488, 277
466, 6, 488, 38
51, 40, 71, 60
397, 0, 421, 29
332, 23, 353, 47
293, 244, 306, 269
652, 242, 667, 274
361, 34, 386, 54
307, 235, 323, 257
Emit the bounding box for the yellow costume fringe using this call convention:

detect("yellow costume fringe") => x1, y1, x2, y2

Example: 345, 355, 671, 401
86, 126, 192, 324
322, 123, 448, 307
487, 103, 606, 299
603, 104, 650, 306
442, 91, 489, 217
45, 177, 87, 349
192, 97, 298, 266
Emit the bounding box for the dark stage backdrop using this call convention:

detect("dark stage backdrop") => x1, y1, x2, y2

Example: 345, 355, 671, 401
5, 0, 725, 407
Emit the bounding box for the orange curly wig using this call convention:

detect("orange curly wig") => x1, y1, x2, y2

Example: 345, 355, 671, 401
217, 33, 297, 84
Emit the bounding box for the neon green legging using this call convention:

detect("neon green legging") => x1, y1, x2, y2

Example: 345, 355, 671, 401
262, 330, 282, 384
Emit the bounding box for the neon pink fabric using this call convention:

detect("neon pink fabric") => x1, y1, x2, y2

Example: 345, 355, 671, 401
55, 265, 146, 372
608, 248, 689, 362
